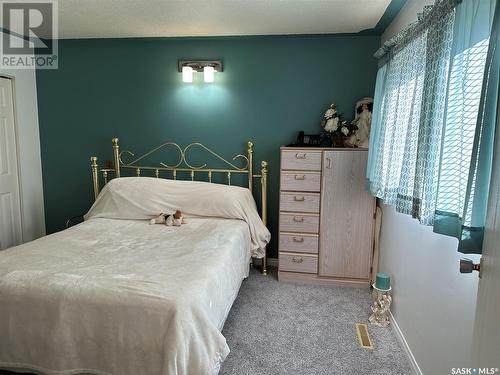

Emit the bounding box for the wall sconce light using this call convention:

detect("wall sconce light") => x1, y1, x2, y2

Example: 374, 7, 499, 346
182, 66, 193, 83
204, 66, 215, 83
178, 60, 223, 83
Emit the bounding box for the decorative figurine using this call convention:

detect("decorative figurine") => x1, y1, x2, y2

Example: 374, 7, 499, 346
346, 97, 373, 148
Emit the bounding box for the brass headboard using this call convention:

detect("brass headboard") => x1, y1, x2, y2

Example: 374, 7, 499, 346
90, 138, 268, 274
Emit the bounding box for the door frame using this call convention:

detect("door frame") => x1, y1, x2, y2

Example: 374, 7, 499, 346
0, 74, 24, 244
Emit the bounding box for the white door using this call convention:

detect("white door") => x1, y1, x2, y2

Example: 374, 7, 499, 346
471, 101, 500, 367
0, 77, 22, 250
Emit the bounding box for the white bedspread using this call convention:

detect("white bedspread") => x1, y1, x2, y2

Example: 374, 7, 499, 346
0, 217, 251, 375
84, 177, 270, 258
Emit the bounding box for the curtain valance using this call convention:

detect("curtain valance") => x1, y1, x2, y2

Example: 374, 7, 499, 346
374, 0, 462, 65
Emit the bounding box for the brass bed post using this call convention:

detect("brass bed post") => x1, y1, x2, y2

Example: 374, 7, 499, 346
247, 141, 253, 192
91, 156, 99, 200
112, 138, 121, 178
261, 160, 268, 275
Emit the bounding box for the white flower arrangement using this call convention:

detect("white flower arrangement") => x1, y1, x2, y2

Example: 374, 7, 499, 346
324, 117, 339, 132
324, 108, 337, 118
320, 102, 356, 146
321, 104, 338, 134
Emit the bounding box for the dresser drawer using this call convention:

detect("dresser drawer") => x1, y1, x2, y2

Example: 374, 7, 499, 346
280, 171, 321, 192
279, 213, 319, 233
279, 233, 318, 254
281, 150, 322, 171
280, 253, 318, 274
280, 192, 320, 213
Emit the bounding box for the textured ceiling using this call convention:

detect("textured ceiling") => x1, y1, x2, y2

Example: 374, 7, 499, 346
57, 0, 392, 39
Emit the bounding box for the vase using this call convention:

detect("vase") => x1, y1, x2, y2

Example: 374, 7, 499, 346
330, 135, 345, 147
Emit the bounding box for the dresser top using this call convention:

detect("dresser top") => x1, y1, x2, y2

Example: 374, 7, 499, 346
280, 146, 369, 151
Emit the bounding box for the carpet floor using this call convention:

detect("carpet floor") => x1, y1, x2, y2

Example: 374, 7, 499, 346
219, 267, 412, 375
0, 268, 412, 375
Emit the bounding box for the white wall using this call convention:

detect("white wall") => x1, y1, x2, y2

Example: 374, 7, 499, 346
379, 1, 481, 374
0, 35, 45, 242
379, 206, 480, 373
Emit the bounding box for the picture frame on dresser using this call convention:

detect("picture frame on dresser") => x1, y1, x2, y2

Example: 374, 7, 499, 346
278, 147, 376, 287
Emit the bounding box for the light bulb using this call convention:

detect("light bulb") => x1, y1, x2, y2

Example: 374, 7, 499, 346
182, 66, 193, 83
204, 66, 215, 83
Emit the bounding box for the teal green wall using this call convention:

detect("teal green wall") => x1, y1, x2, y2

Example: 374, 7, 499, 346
36, 35, 380, 257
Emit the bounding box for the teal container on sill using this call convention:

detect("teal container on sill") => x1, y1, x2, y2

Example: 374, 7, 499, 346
375, 272, 391, 290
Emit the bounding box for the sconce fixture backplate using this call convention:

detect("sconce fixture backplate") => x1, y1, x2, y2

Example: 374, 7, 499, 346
178, 60, 223, 72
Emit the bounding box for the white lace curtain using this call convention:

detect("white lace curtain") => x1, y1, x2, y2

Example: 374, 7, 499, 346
367, 0, 498, 253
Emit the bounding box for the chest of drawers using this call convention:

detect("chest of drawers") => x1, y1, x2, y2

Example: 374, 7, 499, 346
278, 147, 376, 286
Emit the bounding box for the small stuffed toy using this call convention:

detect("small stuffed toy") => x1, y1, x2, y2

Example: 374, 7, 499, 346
150, 213, 167, 225
167, 210, 184, 227
149, 210, 186, 227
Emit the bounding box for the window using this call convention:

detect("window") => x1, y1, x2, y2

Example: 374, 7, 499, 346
367, 0, 497, 254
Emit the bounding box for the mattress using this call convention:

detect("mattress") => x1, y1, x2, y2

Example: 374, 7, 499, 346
0, 217, 252, 375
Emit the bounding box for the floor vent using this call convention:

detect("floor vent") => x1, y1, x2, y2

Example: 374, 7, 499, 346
355, 323, 373, 349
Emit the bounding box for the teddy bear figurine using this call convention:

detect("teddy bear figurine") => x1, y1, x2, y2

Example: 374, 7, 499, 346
149, 210, 186, 226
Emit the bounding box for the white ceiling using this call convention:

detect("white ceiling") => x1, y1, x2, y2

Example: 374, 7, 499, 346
58, 0, 392, 39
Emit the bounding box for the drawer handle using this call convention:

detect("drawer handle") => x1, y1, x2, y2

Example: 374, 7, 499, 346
294, 196, 305, 202
295, 153, 307, 159
292, 257, 304, 263
293, 216, 304, 222
294, 175, 306, 180
326, 157, 332, 169
293, 236, 304, 243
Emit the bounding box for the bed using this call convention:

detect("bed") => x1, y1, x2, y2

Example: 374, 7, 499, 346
0, 139, 271, 375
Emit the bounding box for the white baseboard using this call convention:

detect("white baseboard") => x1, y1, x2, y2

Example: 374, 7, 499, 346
390, 312, 423, 375
252, 257, 278, 267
